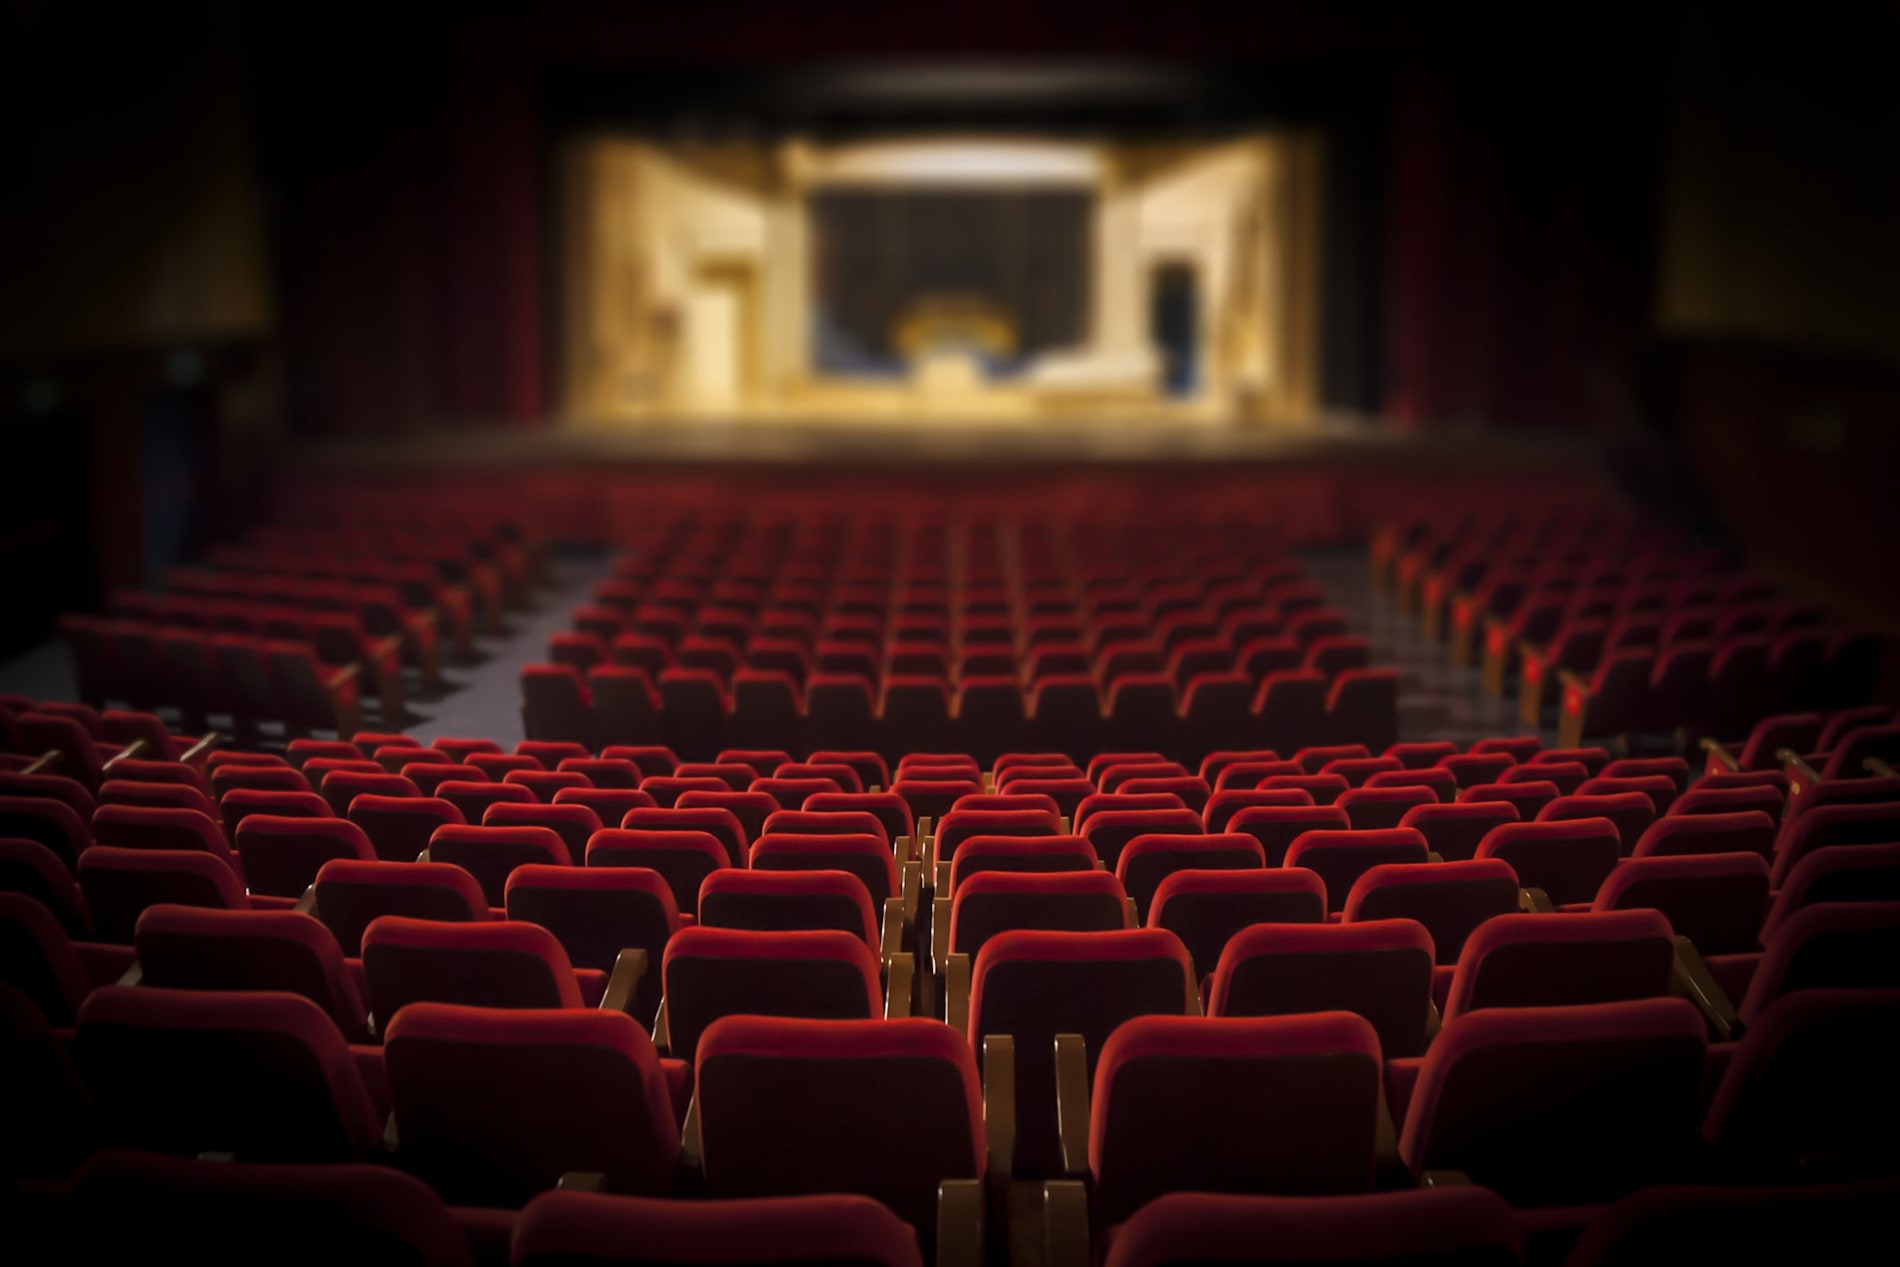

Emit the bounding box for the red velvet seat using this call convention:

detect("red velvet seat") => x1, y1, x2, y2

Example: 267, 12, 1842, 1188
235, 815, 375, 898
695, 1016, 984, 1242
586, 829, 730, 918
1088, 1013, 1384, 1227
1399, 998, 1707, 1206
1209, 920, 1436, 1058
132, 905, 370, 1042
74, 985, 383, 1161
385, 1002, 681, 1207
1442, 909, 1676, 1022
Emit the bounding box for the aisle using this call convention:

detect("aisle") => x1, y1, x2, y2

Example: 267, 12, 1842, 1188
402, 551, 613, 749
1302, 548, 1551, 748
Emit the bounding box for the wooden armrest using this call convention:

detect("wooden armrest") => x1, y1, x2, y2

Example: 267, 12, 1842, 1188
557, 1171, 607, 1193
1054, 1032, 1090, 1177
944, 953, 971, 1035
598, 947, 648, 1016
934, 858, 953, 895
1426, 851, 1444, 865
178, 731, 224, 765
20, 750, 60, 775
369, 633, 403, 660
1058, 816, 1070, 835
414, 848, 431, 863
99, 738, 151, 772
884, 952, 914, 1019
1700, 737, 1741, 773
324, 661, 360, 691
116, 959, 143, 987
1777, 749, 1820, 788
983, 773, 996, 794
982, 1034, 1016, 1180
383, 1113, 400, 1152
881, 898, 907, 958
935, 1179, 983, 1267
1424, 997, 1442, 1041
895, 834, 912, 862
1518, 887, 1555, 913
900, 861, 921, 920
1043, 1180, 1091, 1267
1866, 757, 1897, 779
679, 1094, 701, 1169
293, 885, 317, 916
931, 896, 953, 977
1672, 935, 1740, 1041
916, 817, 934, 851
1420, 1169, 1472, 1187
651, 999, 670, 1051
1556, 667, 1590, 694
1124, 897, 1139, 929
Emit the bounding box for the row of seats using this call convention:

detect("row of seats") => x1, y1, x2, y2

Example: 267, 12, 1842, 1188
520, 662, 1399, 766
55, 490, 535, 738
1371, 506, 1885, 749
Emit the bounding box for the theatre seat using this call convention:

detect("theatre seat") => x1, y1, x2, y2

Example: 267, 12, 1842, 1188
78, 846, 250, 944
70, 1147, 474, 1267
132, 905, 370, 1042
310, 858, 489, 956
1398, 998, 1707, 1206
1082, 1013, 1384, 1228
660, 926, 888, 1060
506, 864, 676, 1024
1094, 1188, 1521, 1267
385, 1002, 681, 1207
1209, 919, 1435, 1058
694, 1016, 986, 1247
361, 914, 601, 1021
74, 985, 384, 1162
1441, 909, 1677, 1022
512, 1191, 925, 1267
965, 928, 1195, 1178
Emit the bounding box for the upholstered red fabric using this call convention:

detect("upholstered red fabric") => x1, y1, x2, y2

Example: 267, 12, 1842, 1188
1443, 909, 1677, 1022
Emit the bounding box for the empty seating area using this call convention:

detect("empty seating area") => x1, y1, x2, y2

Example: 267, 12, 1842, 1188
58, 485, 536, 742
7, 570, 1899, 1265
521, 500, 1399, 764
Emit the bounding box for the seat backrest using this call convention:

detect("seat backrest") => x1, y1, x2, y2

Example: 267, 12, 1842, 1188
76, 846, 249, 944
1738, 902, 1900, 1024
384, 1002, 680, 1207
620, 806, 747, 866
1760, 843, 1900, 940
695, 1016, 983, 1241
1209, 919, 1436, 1058
1401, 998, 1708, 1205
804, 791, 914, 843
1702, 988, 1900, 1173
1633, 810, 1777, 860
1146, 868, 1327, 983
506, 863, 676, 1024
698, 867, 878, 946
0, 890, 93, 1024
747, 832, 898, 908
947, 835, 1098, 889
1344, 860, 1522, 966
425, 824, 569, 906
345, 794, 462, 863
511, 1191, 923, 1267
361, 914, 580, 1022
1116, 832, 1265, 919
662, 926, 883, 1060
70, 1146, 474, 1267
1565, 1177, 1900, 1267
0, 836, 91, 937
1593, 852, 1771, 957
1097, 1188, 1522, 1267
1474, 818, 1621, 905
1770, 800, 1900, 887
969, 928, 1195, 1177
133, 905, 368, 1041
1399, 801, 1520, 863
1081, 808, 1204, 872
234, 815, 375, 899
92, 803, 237, 869
1284, 828, 1431, 914
1090, 1012, 1384, 1226
948, 871, 1128, 958
1444, 909, 1677, 1021
74, 985, 383, 1162
311, 858, 487, 956
586, 828, 731, 917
